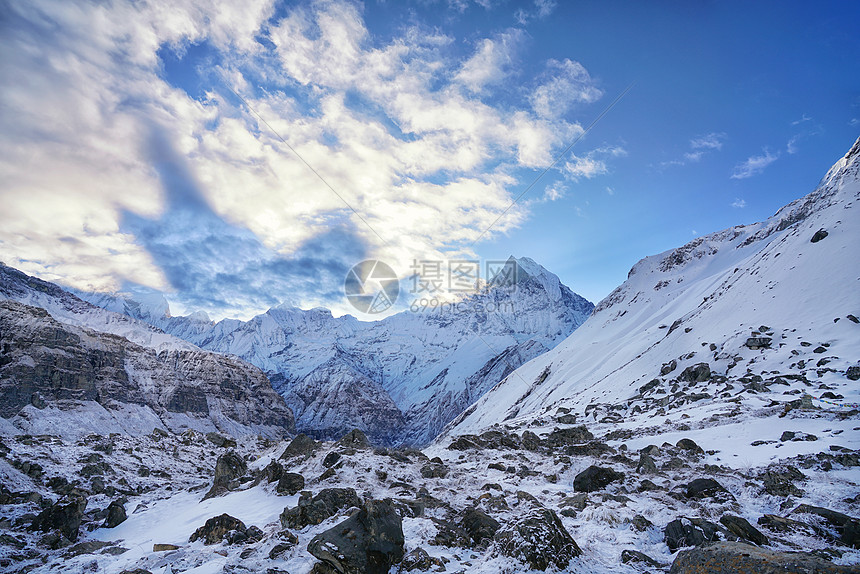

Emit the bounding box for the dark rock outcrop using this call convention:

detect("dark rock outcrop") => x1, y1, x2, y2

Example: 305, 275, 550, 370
792, 504, 860, 548
30, 493, 87, 542
280, 488, 362, 529
307, 498, 405, 574
679, 363, 711, 383
664, 517, 728, 551
573, 465, 624, 492
719, 515, 768, 546
669, 541, 855, 573
459, 508, 500, 547
280, 433, 320, 460
104, 499, 127, 529
189, 513, 247, 545
276, 472, 305, 496
494, 503, 582, 570
203, 450, 247, 500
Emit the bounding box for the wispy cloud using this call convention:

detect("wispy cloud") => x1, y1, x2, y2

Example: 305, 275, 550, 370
661, 132, 725, 168
563, 145, 626, 180
731, 149, 779, 179
731, 198, 746, 208
690, 132, 726, 150
0, 0, 609, 319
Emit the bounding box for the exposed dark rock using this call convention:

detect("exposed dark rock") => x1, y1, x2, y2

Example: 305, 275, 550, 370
719, 515, 768, 545
104, 499, 127, 528
280, 433, 319, 460
573, 465, 623, 492
280, 488, 362, 529
661, 359, 678, 375
846, 366, 860, 381
631, 514, 653, 532
337, 429, 372, 449
30, 493, 87, 542
621, 549, 663, 567
189, 513, 247, 545
400, 547, 443, 571
65, 540, 112, 556
669, 541, 855, 573
745, 337, 773, 349
276, 472, 305, 496
420, 463, 448, 479
152, 543, 179, 551
521, 430, 542, 450
203, 450, 247, 500
494, 503, 582, 571
260, 460, 284, 484
545, 426, 594, 447
685, 478, 729, 500
679, 363, 711, 383
760, 465, 805, 497
792, 504, 860, 548
636, 452, 658, 474
448, 436, 482, 450
676, 438, 704, 455
664, 517, 728, 551
322, 451, 341, 468
810, 228, 829, 243
205, 432, 236, 448
757, 514, 821, 537
307, 498, 404, 574
459, 507, 500, 547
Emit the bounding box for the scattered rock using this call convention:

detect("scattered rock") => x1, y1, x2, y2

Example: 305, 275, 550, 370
337, 429, 371, 449
661, 360, 678, 375
280, 433, 319, 460
669, 541, 855, 573
400, 547, 443, 571
420, 463, 449, 479
205, 432, 236, 449
792, 504, 860, 548
203, 450, 247, 500
521, 430, 542, 450
280, 488, 362, 529
308, 498, 404, 574
189, 514, 247, 545
621, 549, 663, 567
545, 426, 594, 447
104, 499, 127, 528
30, 493, 87, 542
276, 472, 305, 496
573, 465, 624, 492
676, 438, 704, 455
494, 503, 582, 570
745, 337, 773, 349
664, 517, 727, 551
679, 363, 711, 383
719, 514, 768, 545
636, 452, 658, 474
760, 466, 805, 497
459, 507, 500, 547
685, 478, 729, 500
846, 366, 860, 381
810, 229, 828, 243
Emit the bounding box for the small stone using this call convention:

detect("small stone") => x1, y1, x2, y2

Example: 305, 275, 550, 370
152, 543, 179, 552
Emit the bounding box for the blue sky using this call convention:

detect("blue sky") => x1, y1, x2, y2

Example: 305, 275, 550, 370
1, 0, 858, 320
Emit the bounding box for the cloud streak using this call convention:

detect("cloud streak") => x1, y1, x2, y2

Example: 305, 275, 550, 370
731, 149, 779, 179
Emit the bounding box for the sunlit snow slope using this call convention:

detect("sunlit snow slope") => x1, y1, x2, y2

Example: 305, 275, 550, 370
447, 137, 860, 439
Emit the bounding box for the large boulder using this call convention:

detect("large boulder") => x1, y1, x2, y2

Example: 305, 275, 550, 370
545, 426, 594, 447
678, 363, 711, 383
664, 517, 728, 551
458, 508, 500, 547
573, 465, 624, 493
276, 472, 305, 496
203, 450, 247, 500
685, 478, 730, 500
337, 429, 372, 449
189, 514, 248, 545
719, 515, 768, 546
280, 488, 362, 529
669, 541, 855, 573
494, 503, 582, 570
104, 499, 127, 529
280, 433, 319, 460
30, 493, 88, 542
307, 498, 404, 574
792, 504, 860, 548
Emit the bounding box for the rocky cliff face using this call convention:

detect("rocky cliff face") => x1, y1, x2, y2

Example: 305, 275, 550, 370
0, 298, 294, 438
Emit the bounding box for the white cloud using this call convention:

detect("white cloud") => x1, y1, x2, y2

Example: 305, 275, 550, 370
731, 149, 779, 179
690, 132, 725, 150
787, 134, 800, 155
684, 151, 704, 162
543, 182, 566, 201
530, 59, 602, 119
0, 0, 612, 319
731, 198, 746, 208
791, 114, 811, 126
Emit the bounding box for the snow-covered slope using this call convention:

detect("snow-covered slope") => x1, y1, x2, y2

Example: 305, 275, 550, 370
446, 137, 860, 446
0, 268, 295, 439
79, 257, 594, 445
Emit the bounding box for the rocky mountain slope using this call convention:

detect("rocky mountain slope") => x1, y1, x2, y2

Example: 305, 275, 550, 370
79, 257, 594, 445
0, 271, 294, 439
0, 140, 858, 574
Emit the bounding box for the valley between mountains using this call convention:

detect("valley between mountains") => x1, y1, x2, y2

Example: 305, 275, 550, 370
1, 139, 859, 573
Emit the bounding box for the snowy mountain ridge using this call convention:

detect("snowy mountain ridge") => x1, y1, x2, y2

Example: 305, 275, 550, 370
77, 256, 595, 445
444, 137, 860, 448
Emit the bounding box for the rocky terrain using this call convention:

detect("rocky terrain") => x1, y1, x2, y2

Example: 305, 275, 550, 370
0, 139, 858, 573
0, 278, 294, 439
